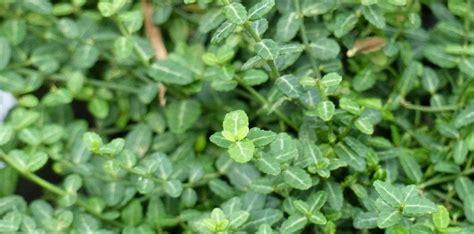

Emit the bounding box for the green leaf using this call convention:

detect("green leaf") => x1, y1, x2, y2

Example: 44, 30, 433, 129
165, 100, 201, 134
199, 9, 225, 33
276, 74, 303, 98
307, 191, 327, 212
228, 211, 250, 229
256, 155, 281, 175
421, 67, 440, 93
324, 181, 343, 210
374, 180, 403, 207
148, 59, 194, 85
228, 139, 255, 163
399, 153, 423, 183
319, 72, 342, 95
210, 132, 232, 148
164, 180, 183, 198
270, 133, 298, 162
82, 132, 103, 153
42, 88, 73, 107
247, 128, 276, 147
334, 13, 358, 38
283, 167, 312, 190
453, 140, 468, 165
0, 37, 11, 70
0, 125, 14, 146
64, 174, 82, 193
72, 44, 99, 69
27, 152, 48, 172
403, 196, 437, 216
302, 0, 336, 16
222, 110, 250, 142
309, 38, 340, 61
454, 103, 474, 128
248, 0, 275, 20
302, 143, 325, 167
23, 0, 52, 14
121, 200, 143, 226
354, 212, 378, 229
275, 12, 299, 42
255, 39, 280, 60
339, 98, 361, 115
125, 124, 152, 157
88, 98, 109, 119
377, 208, 402, 228
242, 69, 269, 86
308, 211, 326, 225
353, 68, 376, 92
209, 179, 235, 199
119, 11, 143, 34
432, 205, 450, 230
334, 142, 366, 172
257, 224, 274, 234
388, 0, 406, 5
362, 5, 385, 29
224, 3, 248, 25
316, 101, 335, 121
211, 22, 237, 44
280, 214, 307, 233
2, 19, 26, 45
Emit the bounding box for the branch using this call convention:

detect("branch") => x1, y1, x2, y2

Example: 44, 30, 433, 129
141, 0, 168, 106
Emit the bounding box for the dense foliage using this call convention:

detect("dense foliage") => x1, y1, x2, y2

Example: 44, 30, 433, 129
1, 0, 474, 233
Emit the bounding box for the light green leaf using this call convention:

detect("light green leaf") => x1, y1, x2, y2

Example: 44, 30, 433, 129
211, 22, 237, 44
228, 211, 250, 229
334, 13, 358, 38
334, 142, 366, 171
121, 200, 143, 226
354, 212, 378, 229
165, 100, 201, 134
459, 58, 474, 78
403, 196, 437, 216
257, 224, 274, 234
210, 132, 232, 148
224, 3, 248, 25
2, 20, 26, 45
373, 180, 403, 207
280, 214, 307, 233
339, 98, 361, 115
19, 129, 42, 147
283, 167, 312, 190
353, 68, 376, 92
453, 140, 468, 165
82, 132, 103, 153
242, 69, 269, 86
399, 153, 423, 183
148, 59, 194, 85
164, 180, 183, 198
255, 39, 280, 60
228, 139, 255, 163
309, 38, 340, 61
377, 208, 402, 228
247, 128, 276, 147
199, 9, 225, 33
88, 98, 108, 119
270, 133, 298, 162
72, 44, 99, 69
302, 0, 336, 16
248, 0, 275, 20
307, 191, 327, 212
222, 110, 250, 142
308, 211, 326, 225
421, 67, 439, 93
276, 74, 303, 98
209, 179, 235, 199
454, 103, 474, 128
432, 205, 450, 230
256, 155, 281, 175
316, 101, 335, 121
0, 125, 14, 146
362, 5, 385, 29
0, 37, 11, 70
119, 11, 143, 34
324, 181, 343, 210
275, 12, 299, 42
27, 152, 48, 172
23, 0, 52, 14
319, 72, 342, 94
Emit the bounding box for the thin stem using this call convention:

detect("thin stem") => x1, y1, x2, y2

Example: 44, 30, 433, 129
399, 98, 460, 112
236, 77, 299, 131
0, 150, 123, 228
419, 167, 474, 189
243, 22, 280, 79
294, 0, 321, 79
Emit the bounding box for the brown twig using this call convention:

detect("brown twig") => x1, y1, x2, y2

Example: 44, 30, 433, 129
141, 0, 168, 106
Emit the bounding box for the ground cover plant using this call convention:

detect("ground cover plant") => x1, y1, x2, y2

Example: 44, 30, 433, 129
1, 0, 474, 233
